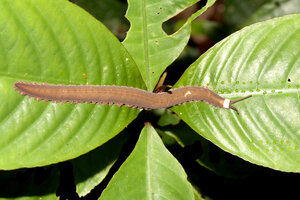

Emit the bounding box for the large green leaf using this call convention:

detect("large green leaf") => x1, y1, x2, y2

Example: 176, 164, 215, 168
0, 0, 145, 170
123, 0, 216, 91
100, 124, 194, 200
172, 14, 300, 172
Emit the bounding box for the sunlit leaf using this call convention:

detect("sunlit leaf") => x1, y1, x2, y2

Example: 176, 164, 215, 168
0, 0, 145, 170
172, 14, 300, 172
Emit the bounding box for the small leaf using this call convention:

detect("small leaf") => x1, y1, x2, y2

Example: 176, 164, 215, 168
123, 0, 216, 91
157, 122, 203, 147
72, 131, 128, 197
157, 109, 181, 126
172, 14, 300, 172
100, 123, 194, 200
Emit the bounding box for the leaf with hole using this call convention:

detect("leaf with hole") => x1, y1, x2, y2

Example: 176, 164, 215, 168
123, 0, 216, 91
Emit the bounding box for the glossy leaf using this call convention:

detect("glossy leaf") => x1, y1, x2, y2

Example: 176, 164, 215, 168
0, 0, 145, 170
123, 0, 216, 91
100, 124, 194, 200
172, 14, 300, 172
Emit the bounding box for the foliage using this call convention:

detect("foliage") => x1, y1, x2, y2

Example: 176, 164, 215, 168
0, 0, 299, 199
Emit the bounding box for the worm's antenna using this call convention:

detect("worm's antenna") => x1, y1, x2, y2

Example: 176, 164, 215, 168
231, 95, 252, 104
229, 95, 252, 114
229, 105, 239, 114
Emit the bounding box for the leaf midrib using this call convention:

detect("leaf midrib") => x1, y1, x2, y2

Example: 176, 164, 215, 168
146, 125, 152, 200
142, 0, 150, 91
219, 88, 299, 98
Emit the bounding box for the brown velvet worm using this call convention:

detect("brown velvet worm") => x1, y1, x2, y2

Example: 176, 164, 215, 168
14, 81, 252, 114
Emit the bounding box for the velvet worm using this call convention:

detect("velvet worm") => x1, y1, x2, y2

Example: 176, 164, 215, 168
14, 81, 251, 114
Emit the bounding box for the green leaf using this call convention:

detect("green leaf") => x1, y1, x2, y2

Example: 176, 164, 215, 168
100, 124, 194, 200
0, 0, 145, 170
172, 14, 300, 172
123, 0, 216, 91
157, 109, 181, 126
72, 131, 128, 197
157, 122, 203, 147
